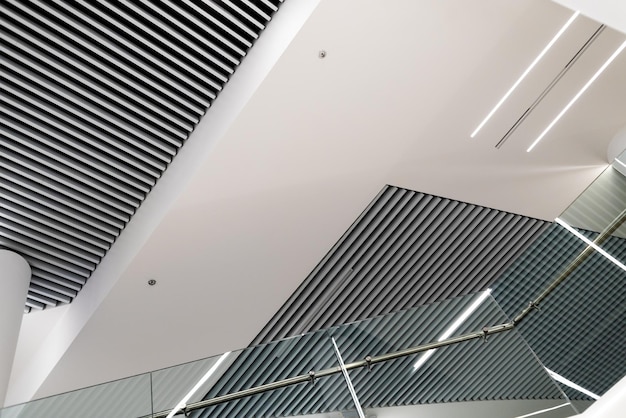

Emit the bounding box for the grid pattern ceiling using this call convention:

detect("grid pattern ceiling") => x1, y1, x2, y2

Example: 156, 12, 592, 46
0, 0, 282, 312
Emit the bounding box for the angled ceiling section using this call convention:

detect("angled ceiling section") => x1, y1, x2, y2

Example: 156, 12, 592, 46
0, 0, 283, 312
253, 185, 549, 345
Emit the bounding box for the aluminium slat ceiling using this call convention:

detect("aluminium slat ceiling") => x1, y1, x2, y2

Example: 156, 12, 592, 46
190, 293, 565, 418
253, 185, 549, 345
0, 0, 283, 312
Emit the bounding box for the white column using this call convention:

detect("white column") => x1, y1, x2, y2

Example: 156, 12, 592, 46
0, 250, 31, 407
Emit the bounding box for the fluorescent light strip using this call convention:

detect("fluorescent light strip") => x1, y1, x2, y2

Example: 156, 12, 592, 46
166, 351, 231, 418
527, 39, 626, 152
470, 11, 579, 138
555, 218, 626, 273
413, 289, 492, 370
514, 402, 571, 418
546, 368, 601, 400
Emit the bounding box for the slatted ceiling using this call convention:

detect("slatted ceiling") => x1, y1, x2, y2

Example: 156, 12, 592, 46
0, 0, 282, 312
192, 294, 563, 418
253, 185, 549, 345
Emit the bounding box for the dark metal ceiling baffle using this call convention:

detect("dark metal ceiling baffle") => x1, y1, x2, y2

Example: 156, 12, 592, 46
253, 185, 549, 344
0, 0, 283, 312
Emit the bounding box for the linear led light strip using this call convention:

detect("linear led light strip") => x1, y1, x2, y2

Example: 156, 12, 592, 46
166, 351, 231, 418
413, 289, 492, 370
527, 39, 626, 151
470, 11, 580, 138
546, 368, 601, 400
555, 218, 626, 273
514, 402, 572, 418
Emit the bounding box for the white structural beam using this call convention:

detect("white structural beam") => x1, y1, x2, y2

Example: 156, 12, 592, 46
0, 250, 30, 407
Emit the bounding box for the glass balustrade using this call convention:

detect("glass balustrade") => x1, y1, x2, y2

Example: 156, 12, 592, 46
3, 158, 626, 418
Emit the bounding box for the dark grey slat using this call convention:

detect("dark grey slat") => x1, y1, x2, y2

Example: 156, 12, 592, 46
0, 81, 172, 168
0, 27, 200, 126
0, 163, 132, 225
0, 212, 103, 261
0, 125, 148, 198
0, 144, 141, 211
0, 52, 190, 141
93, 0, 234, 77
0, 186, 118, 242
31, 277, 78, 299
0, 66, 182, 156
7, 0, 213, 107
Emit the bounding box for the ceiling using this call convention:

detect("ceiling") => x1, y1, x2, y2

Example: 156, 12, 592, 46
4, 0, 626, 415
0, 0, 281, 312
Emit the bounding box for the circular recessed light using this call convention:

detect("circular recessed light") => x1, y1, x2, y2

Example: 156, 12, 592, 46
147, 279, 157, 286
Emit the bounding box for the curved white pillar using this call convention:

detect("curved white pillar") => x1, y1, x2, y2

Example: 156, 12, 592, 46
0, 250, 31, 407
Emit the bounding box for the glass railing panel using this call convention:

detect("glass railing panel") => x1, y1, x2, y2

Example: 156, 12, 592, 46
559, 162, 626, 241
492, 158, 626, 411
0, 373, 151, 418
183, 372, 346, 418
496, 249, 625, 405
327, 292, 576, 417
152, 326, 348, 418
150, 349, 244, 415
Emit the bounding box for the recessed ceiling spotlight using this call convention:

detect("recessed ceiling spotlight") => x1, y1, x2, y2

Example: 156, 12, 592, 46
147, 279, 157, 286
470, 11, 580, 139
527, 39, 626, 152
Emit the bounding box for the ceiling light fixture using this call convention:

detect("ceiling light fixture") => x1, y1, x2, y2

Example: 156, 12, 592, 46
527, 39, 626, 152
546, 368, 600, 400
166, 351, 231, 418
555, 218, 626, 273
413, 289, 492, 370
470, 11, 580, 138
514, 402, 571, 418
